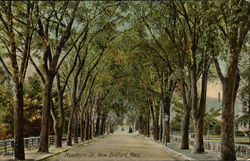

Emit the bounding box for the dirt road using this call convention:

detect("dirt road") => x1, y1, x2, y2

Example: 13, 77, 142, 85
43, 130, 186, 161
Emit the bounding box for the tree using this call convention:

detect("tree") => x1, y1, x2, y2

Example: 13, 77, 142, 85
30, 2, 80, 152
0, 1, 35, 159
210, 1, 250, 160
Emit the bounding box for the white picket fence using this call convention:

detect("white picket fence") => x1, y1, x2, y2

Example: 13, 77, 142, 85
0, 136, 67, 155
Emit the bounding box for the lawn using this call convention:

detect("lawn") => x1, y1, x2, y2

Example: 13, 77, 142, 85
204, 134, 250, 145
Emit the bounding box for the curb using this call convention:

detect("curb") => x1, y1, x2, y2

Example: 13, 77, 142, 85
137, 134, 196, 161
37, 135, 107, 161
162, 143, 196, 161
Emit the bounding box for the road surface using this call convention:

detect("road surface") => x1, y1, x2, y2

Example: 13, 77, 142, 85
44, 129, 186, 161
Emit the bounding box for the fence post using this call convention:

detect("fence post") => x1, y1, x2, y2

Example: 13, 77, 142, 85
3, 141, 7, 155
11, 140, 14, 155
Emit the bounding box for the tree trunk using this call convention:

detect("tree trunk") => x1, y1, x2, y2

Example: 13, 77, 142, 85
89, 116, 93, 139
194, 117, 205, 153
180, 109, 191, 149
53, 119, 64, 148
54, 75, 64, 148
51, 109, 63, 148
80, 113, 85, 142
85, 113, 90, 140
100, 114, 107, 135
150, 101, 159, 140
164, 116, 170, 144
38, 76, 54, 152
56, 119, 64, 147
52, 99, 64, 148
220, 68, 240, 161
139, 116, 146, 135
165, 117, 170, 142
156, 106, 160, 140
106, 121, 109, 134
54, 125, 63, 148
193, 61, 209, 153
221, 87, 236, 161
147, 113, 150, 137
153, 121, 156, 139
73, 112, 78, 144
66, 105, 76, 146
14, 83, 25, 160
135, 119, 139, 131
89, 106, 94, 139
86, 113, 89, 140
144, 121, 146, 135
95, 116, 100, 137
139, 116, 142, 134
163, 97, 171, 145
159, 105, 163, 142
153, 120, 158, 140
84, 114, 88, 139
180, 79, 191, 150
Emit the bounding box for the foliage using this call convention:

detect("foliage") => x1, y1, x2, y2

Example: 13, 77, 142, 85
0, 4, 249, 159
23, 74, 43, 137
0, 68, 13, 139
204, 107, 221, 135
170, 97, 184, 132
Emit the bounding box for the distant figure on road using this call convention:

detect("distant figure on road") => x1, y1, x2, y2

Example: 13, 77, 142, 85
129, 127, 133, 133
122, 127, 124, 131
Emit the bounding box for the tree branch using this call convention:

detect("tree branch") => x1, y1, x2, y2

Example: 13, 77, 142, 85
29, 56, 45, 84
212, 53, 225, 82
0, 57, 13, 78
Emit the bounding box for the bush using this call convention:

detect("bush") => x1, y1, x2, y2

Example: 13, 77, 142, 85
235, 131, 245, 137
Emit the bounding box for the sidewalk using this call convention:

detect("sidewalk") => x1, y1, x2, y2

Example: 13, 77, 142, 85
0, 136, 105, 161
139, 134, 248, 161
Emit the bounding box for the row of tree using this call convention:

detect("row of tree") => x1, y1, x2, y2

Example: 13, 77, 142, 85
0, 1, 131, 160
113, 1, 249, 161
0, 1, 249, 161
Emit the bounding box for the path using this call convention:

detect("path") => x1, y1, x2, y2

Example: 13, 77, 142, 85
43, 129, 186, 161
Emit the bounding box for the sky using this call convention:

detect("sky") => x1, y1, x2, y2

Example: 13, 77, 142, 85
207, 81, 222, 100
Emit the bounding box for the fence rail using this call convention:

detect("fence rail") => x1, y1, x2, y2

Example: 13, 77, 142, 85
171, 135, 250, 159
0, 136, 67, 156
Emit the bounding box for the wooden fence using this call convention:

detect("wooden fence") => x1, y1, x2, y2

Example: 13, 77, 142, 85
0, 136, 67, 156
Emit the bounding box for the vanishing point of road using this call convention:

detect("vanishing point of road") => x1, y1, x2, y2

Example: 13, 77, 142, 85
43, 129, 186, 161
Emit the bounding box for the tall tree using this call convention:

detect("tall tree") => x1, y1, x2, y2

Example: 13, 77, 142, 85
0, 1, 35, 159
209, 1, 250, 160
31, 1, 80, 152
